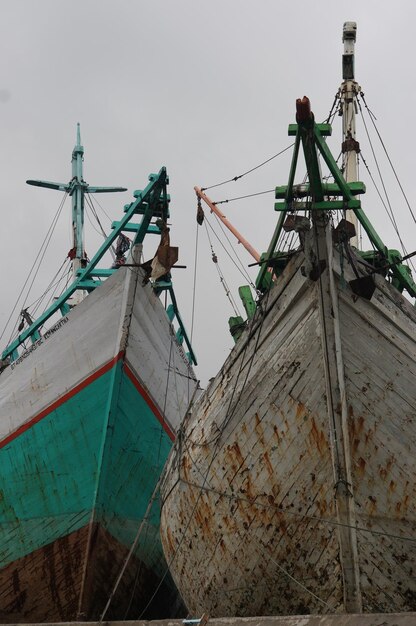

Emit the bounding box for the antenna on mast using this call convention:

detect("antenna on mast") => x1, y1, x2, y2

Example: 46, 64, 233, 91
340, 21, 360, 248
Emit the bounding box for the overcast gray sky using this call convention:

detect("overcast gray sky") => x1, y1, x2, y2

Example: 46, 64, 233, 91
1, 1, 415, 385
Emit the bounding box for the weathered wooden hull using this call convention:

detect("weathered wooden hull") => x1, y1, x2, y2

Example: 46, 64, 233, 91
160, 226, 416, 617
0, 259, 197, 621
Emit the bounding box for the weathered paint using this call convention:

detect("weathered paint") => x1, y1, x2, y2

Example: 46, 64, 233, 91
160, 224, 416, 617
0, 262, 198, 621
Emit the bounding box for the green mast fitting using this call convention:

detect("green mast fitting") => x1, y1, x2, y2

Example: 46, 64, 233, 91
27, 124, 127, 279
256, 99, 416, 298
4, 130, 197, 366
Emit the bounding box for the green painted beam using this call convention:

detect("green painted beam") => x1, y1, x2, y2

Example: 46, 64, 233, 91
167, 285, 197, 365
300, 124, 325, 203
311, 123, 416, 297
255, 112, 416, 299
26, 180, 70, 191
78, 279, 103, 290
256, 130, 301, 291
111, 221, 161, 235
238, 285, 256, 320
77, 269, 114, 278
166, 304, 175, 322
154, 280, 173, 290
288, 122, 332, 137
2, 168, 169, 361
275, 181, 366, 199
86, 187, 127, 194
274, 200, 361, 211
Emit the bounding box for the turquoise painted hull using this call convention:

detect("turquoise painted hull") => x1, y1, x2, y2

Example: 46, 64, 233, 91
0, 357, 181, 621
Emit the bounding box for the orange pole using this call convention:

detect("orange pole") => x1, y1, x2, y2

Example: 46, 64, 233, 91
195, 187, 261, 263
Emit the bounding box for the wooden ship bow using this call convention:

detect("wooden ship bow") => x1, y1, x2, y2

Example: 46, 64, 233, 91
160, 22, 416, 617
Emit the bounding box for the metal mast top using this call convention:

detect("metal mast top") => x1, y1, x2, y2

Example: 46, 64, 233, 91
27, 125, 127, 302
71, 123, 87, 278
340, 21, 360, 247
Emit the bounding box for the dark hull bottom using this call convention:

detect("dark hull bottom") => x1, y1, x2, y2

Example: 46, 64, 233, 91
0, 523, 184, 622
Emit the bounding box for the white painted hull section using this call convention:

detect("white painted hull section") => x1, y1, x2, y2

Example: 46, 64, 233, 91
0, 262, 196, 449
160, 230, 416, 617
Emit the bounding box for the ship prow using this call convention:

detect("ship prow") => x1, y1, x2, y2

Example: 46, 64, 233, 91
160, 23, 416, 619
0, 135, 198, 621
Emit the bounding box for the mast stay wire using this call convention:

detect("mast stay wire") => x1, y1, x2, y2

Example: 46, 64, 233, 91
99, 477, 162, 622
23, 257, 70, 315
324, 91, 341, 125
359, 92, 416, 224
84, 195, 109, 239
356, 97, 401, 233
209, 213, 256, 288
358, 148, 416, 273
30, 258, 72, 318
86, 189, 115, 223
85, 194, 117, 261
199, 100, 343, 265
200, 100, 340, 194
356, 95, 416, 273
361, 151, 416, 274
254, 537, 334, 611
1, 192, 69, 347
201, 144, 295, 192
204, 213, 255, 290
203, 220, 241, 317
177, 476, 416, 545
13, 261, 71, 353
214, 188, 275, 206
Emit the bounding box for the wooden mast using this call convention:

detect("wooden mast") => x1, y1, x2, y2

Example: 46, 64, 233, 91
195, 186, 261, 263
340, 21, 360, 248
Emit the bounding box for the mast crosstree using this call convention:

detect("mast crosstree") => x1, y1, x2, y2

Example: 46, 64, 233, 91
27, 124, 127, 294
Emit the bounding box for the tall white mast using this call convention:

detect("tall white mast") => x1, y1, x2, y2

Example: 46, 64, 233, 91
340, 21, 360, 248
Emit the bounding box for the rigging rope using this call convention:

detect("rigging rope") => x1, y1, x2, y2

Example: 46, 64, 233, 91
203, 220, 241, 316
213, 188, 275, 205
201, 143, 294, 192
356, 97, 416, 272
177, 476, 416, 545
359, 150, 416, 272
204, 214, 255, 288
359, 92, 416, 224
254, 537, 334, 611
99, 477, 162, 622
356, 96, 401, 234
200, 102, 341, 195
85, 194, 117, 261
31, 258, 71, 317
0, 192, 68, 347
324, 91, 341, 125
84, 194, 109, 239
